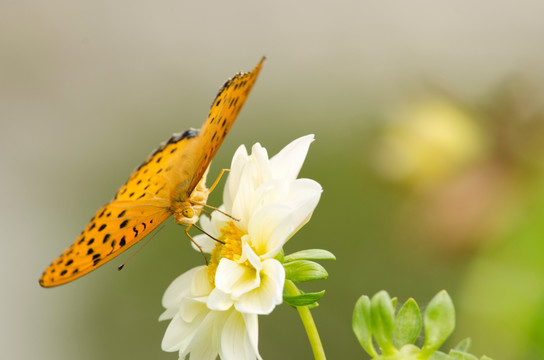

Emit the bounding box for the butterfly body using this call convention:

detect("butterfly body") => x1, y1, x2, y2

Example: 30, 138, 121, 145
39, 58, 264, 287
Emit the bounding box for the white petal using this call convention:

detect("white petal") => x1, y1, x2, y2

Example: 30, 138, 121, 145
192, 214, 225, 253
235, 259, 285, 315
161, 313, 185, 352
250, 142, 272, 183
186, 310, 221, 360
240, 239, 262, 273
198, 212, 214, 232
287, 178, 323, 203
208, 205, 231, 233
242, 313, 262, 360
191, 266, 213, 297
215, 258, 260, 297
221, 310, 257, 360
251, 179, 290, 211
247, 203, 295, 258
286, 179, 323, 230
230, 164, 259, 232
162, 311, 204, 353
161, 266, 204, 313
224, 145, 249, 211
179, 297, 208, 323
159, 307, 179, 322
191, 234, 217, 254
207, 288, 234, 311
270, 134, 314, 180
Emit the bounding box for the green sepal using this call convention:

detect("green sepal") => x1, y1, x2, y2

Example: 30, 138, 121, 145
370, 291, 396, 356
448, 350, 478, 360
352, 295, 378, 358
283, 290, 325, 307
429, 351, 450, 360
284, 249, 336, 262
284, 260, 328, 282
454, 338, 471, 352
422, 290, 455, 354
393, 298, 422, 347
274, 249, 285, 263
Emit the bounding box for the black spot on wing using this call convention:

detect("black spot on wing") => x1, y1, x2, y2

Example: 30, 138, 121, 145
103, 233, 111, 244
135, 129, 199, 171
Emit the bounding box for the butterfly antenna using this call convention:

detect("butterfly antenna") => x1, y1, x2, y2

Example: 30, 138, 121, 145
118, 225, 165, 271
192, 201, 239, 222
192, 223, 225, 245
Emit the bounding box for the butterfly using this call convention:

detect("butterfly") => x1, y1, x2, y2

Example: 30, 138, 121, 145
39, 57, 264, 287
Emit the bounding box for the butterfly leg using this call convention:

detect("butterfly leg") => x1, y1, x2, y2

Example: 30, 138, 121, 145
185, 225, 209, 265
191, 168, 239, 222
208, 168, 230, 193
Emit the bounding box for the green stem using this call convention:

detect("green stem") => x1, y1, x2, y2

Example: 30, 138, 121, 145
284, 280, 326, 360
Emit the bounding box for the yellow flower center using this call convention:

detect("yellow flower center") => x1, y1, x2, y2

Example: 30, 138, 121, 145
207, 221, 246, 287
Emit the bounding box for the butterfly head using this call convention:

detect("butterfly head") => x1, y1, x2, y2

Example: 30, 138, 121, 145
174, 202, 202, 226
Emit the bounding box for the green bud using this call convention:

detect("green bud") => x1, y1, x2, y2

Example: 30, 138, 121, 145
352, 295, 378, 358
454, 338, 471, 352
284, 260, 328, 282
274, 249, 285, 263
393, 298, 422, 347
284, 249, 336, 262
422, 291, 455, 354
283, 290, 325, 307
370, 291, 396, 356
429, 351, 450, 360
448, 350, 478, 360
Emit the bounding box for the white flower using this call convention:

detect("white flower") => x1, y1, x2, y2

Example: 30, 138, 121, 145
160, 135, 322, 360
160, 266, 260, 360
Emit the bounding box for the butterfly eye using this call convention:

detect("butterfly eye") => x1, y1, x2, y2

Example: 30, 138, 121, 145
182, 208, 195, 219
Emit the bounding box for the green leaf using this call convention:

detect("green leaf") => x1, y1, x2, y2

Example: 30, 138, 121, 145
284, 249, 336, 262
274, 249, 285, 263
422, 290, 455, 354
284, 260, 328, 282
448, 350, 478, 360
454, 338, 471, 352
283, 290, 325, 307
392, 297, 398, 310
370, 291, 396, 356
352, 295, 377, 358
398, 344, 420, 357
429, 351, 450, 360
479, 356, 494, 360
393, 298, 422, 347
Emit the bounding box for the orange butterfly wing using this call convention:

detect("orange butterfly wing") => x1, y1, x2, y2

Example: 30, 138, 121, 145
39, 58, 264, 287
39, 132, 200, 287
183, 57, 265, 197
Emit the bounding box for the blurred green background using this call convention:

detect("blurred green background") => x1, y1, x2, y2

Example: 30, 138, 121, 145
3, 1, 544, 359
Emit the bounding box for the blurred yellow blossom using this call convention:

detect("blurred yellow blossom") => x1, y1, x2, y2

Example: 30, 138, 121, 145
374, 100, 486, 191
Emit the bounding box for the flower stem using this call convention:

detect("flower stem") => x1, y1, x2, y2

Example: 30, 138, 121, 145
284, 280, 326, 360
